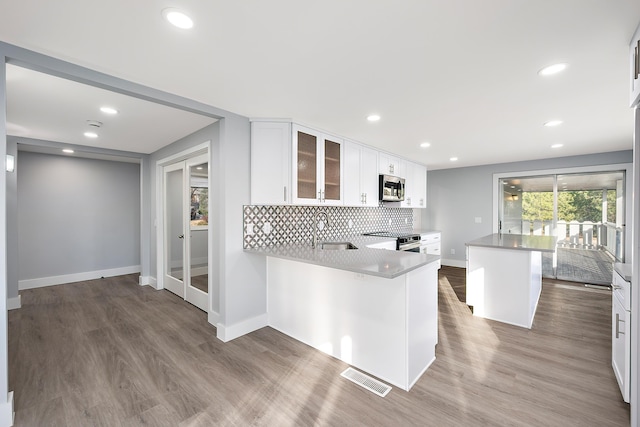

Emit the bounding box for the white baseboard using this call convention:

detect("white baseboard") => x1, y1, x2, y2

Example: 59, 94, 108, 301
19, 265, 141, 290
7, 295, 21, 311
441, 259, 466, 268
216, 313, 267, 342
191, 266, 208, 277
0, 391, 14, 427
138, 275, 158, 289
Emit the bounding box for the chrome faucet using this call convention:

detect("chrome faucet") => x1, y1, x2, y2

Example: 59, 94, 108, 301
312, 210, 331, 249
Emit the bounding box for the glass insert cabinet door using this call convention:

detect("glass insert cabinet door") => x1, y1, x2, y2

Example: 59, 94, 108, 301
292, 124, 343, 205
296, 131, 317, 200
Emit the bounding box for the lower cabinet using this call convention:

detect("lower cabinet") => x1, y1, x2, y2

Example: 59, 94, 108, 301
612, 269, 631, 403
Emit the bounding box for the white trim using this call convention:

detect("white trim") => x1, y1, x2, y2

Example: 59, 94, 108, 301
441, 258, 466, 268
208, 310, 220, 326
216, 313, 268, 342
0, 391, 13, 427
19, 265, 141, 290
138, 275, 158, 289
7, 295, 20, 311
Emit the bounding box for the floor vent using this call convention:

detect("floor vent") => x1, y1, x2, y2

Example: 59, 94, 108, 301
340, 367, 392, 397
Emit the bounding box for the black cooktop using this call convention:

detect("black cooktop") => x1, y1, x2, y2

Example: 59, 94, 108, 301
363, 231, 420, 239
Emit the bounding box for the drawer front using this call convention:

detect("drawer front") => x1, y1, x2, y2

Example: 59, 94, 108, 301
422, 243, 440, 255
613, 271, 630, 311
421, 233, 441, 245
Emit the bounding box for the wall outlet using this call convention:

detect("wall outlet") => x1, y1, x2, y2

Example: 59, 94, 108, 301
246, 223, 254, 235
263, 222, 272, 234
388, 219, 392, 226
475, 217, 482, 223
450, 248, 456, 255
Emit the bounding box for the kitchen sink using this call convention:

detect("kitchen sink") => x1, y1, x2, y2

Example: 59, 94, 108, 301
318, 241, 358, 250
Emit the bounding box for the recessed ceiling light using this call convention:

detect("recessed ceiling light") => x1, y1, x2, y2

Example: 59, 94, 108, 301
449, 157, 458, 162
84, 132, 98, 139
544, 120, 563, 127
62, 149, 74, 154
420, 142, 431, 148
100, 106, 118, 115
367, 114, 381, 122
551, 143, 564, 149
196, 166, 203, 170
162, 8, 194, 29
538, 63, 568, 76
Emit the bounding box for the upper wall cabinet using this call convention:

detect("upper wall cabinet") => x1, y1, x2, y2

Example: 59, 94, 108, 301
292, 124, 344, 205
401, 162, 427, 208
631, 22, 640, 107
379, 153, 405, 178
250, 119, 426, 207
250, 121, 291, 205
344, 140, 379, 207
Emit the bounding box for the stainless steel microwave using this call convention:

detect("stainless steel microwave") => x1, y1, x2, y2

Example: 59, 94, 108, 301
379, 174, 405, 202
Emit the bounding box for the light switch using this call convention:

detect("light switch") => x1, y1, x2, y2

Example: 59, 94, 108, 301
475, 217, 482, 223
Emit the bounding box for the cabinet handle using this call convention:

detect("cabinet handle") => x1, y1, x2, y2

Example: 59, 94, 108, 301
364, 193, 367, 204
284, 186, 287, 202
321, 190, 325, 202
390, 164, 394, 174
616, 313, 625, 338
318, 190, 322, 202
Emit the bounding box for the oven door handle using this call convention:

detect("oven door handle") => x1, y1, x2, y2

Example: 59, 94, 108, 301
399, 241, 421, 251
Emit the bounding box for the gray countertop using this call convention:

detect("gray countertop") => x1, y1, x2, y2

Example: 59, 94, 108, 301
414, 229, 440, 236
614, 263, 632, 282
244, 235, 440, 279
466, 233, 557, 253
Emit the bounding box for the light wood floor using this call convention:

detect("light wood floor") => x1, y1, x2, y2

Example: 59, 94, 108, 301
9, 267, 630, 426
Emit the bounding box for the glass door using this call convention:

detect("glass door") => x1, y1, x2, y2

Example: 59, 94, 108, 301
498, 171, 625, 284
162, 154, 209, 311
185, 155, 209, 311
163, 162, 186, 298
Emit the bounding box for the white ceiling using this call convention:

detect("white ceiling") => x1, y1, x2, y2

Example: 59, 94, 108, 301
0, 1, 639, 169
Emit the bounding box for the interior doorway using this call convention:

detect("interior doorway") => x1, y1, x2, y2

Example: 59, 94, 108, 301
498, 170, 625, 285
161, 152, 210, 311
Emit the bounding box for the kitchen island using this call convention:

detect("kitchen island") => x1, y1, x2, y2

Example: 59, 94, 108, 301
466, 233, 556, 329
246, 237, 440, 391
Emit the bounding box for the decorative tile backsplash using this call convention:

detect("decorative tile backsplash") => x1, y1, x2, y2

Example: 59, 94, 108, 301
243, 205, 414, 248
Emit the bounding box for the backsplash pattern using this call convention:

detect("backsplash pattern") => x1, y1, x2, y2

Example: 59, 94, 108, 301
243, 205, 413, 248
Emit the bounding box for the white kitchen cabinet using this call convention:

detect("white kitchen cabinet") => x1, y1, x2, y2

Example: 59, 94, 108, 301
402, 162, 427, 208
292, 124, 344, 205
250, 120, 291, 205
379, 153, 405, 177
420, 231, 441, 268
612, 267, 631, 402
344, 140, 379, 206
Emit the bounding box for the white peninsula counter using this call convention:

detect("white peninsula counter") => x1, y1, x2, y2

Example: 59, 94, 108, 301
466, 233, 556, 329
246, 236, 440, 391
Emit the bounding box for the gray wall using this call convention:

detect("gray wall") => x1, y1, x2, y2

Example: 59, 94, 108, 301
424, 150, 633, 265
17, 151, 141, 280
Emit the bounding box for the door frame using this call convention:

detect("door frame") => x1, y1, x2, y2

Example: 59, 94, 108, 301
155, 142, 210, 299
493, 162, 633, 262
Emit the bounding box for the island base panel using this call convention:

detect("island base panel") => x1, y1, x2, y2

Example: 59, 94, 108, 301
267, 257, 438, 391
466, 246, 541, 329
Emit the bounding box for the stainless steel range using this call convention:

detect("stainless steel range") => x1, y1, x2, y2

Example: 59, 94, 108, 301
363, 231, 421, 252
